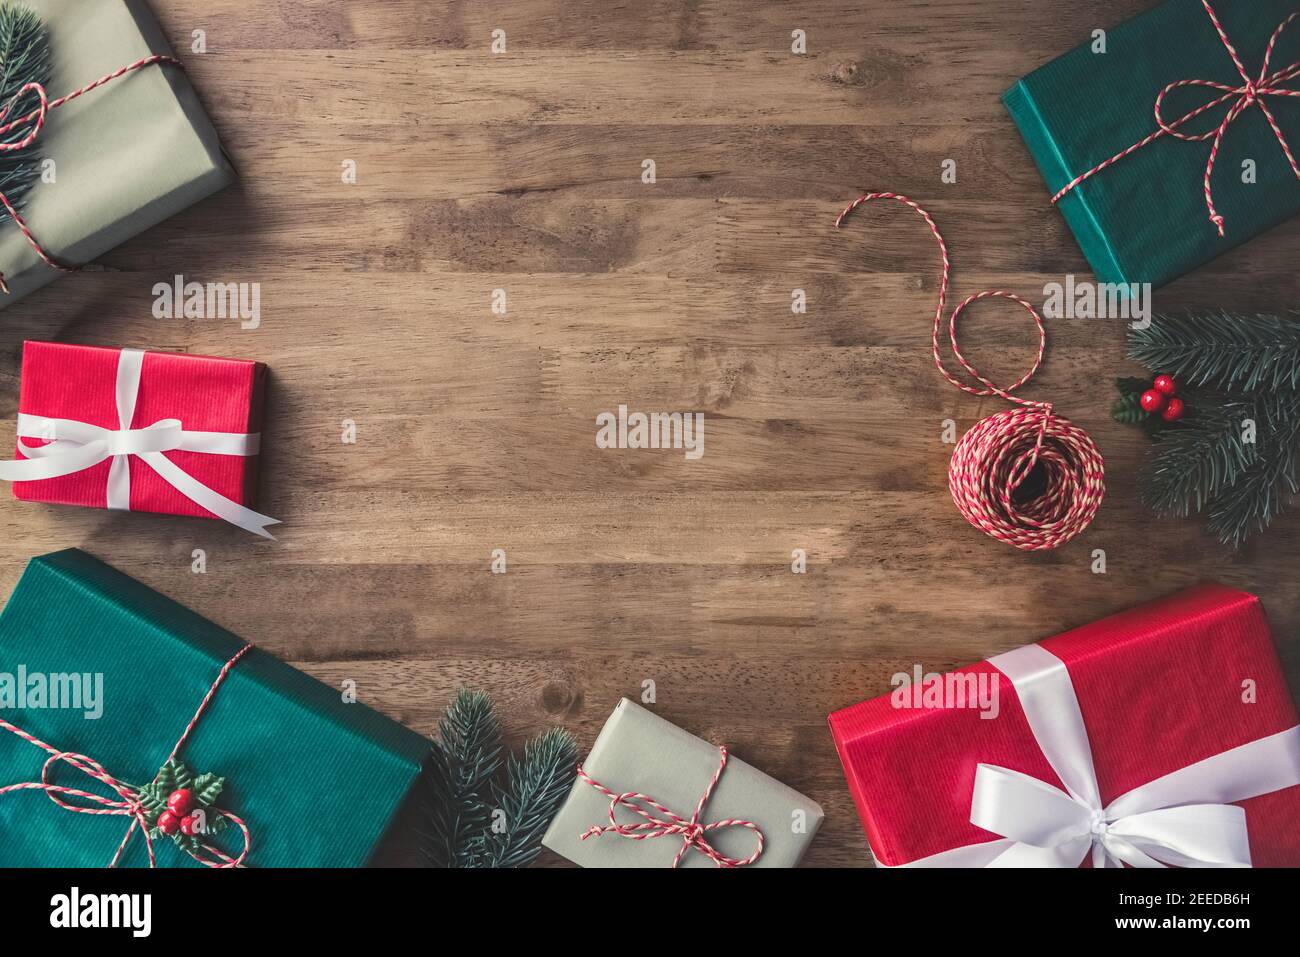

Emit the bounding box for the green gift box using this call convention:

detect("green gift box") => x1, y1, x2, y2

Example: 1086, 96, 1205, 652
1003, 0, 1300, 289
0, 0, 234, 308
0, 550, 428, 867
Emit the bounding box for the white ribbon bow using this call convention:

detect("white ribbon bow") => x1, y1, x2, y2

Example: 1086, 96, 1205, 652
894, 644, 1300, 868
0, 348, 280, 538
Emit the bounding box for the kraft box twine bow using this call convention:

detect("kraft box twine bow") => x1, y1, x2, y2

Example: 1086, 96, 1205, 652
836, 192, 1105, 551
577, 745, 766, 868
1053, 0, 1300, 237
0, 645, 253, 868
0, 53, 182, 292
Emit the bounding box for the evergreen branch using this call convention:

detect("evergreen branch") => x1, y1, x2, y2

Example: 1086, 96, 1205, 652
1144, 392, 1258, 517
1205, 393, 1300, 549
0, 5, 52, 220
462, 728, 577, 869
1130, 311, 1300, 393
1144, 391, 1300, 548
417, 689, 504, 867
415, 743, 460, 868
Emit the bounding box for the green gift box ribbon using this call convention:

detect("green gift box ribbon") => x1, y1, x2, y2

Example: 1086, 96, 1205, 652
1004, 0, 1300, 289
0, 550, 428, 867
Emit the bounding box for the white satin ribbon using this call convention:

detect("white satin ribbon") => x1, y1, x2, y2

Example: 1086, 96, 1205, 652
891, 644, 1300, 868
0, 348, 279, 538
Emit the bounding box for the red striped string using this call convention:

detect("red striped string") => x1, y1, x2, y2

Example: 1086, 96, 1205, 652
836, 192, 1104, 551
1052, 1, 1300, 237
0, 644, 253, 868
0, 53, 183, 293
577, 745, 764, 867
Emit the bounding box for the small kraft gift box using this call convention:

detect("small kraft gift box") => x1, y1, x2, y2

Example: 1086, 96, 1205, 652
543, 698, 824, 868
829, 584, 1300, 867
1004, 0, 1300, 289
0, 549, 430, 867
0, 341, 279, 537
0, 0, 235, 307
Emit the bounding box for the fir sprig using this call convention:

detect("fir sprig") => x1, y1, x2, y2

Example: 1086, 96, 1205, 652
419, 689, 576, 869
1130, 311, 1300, 393
1144, 390, 1300, 548
463, 728, 579, 869
0, 5, 52, 222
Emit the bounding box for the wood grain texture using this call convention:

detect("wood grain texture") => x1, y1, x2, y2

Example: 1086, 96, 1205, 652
1, 0, 1298, 867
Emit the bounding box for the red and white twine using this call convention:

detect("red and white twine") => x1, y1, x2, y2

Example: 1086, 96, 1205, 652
1053, 1, 1300, 236
577, 745, 764, 867
836, 192, 1104, 551
0, 645, 253, 868
0, 53, 182, 293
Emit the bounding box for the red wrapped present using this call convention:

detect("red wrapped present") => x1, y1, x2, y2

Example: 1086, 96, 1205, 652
829, 584, 1300, 867
0, 342, 278, 537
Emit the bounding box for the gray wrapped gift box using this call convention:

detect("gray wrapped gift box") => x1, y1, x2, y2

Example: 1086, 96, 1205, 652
0, 0, 234, 308
543, 698, 823, 867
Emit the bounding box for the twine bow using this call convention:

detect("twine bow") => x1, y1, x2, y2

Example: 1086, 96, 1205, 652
0, 646, 252, 868
1053, 1, 1300, 237
0, 54, 182, 293
577, 746, 765, 868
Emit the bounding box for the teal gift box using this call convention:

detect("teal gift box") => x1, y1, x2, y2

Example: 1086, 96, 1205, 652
0, 550, 428, 867
1003, 0, 1300, 289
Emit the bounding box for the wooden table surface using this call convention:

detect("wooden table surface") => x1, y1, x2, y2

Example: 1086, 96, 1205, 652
2, 0, 1298, 868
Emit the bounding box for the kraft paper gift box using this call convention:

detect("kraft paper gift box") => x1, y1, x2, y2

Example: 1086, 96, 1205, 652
0, 550, 429, 867
0, 0, 234, 308
1003, 0, 1300, 289
7, 341, 275, 535
543, 698, 824, 868
829, 584, 1300, 868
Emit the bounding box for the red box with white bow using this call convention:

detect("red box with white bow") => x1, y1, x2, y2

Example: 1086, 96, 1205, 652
829, 585, 1300, 867
4, 342, 277, 537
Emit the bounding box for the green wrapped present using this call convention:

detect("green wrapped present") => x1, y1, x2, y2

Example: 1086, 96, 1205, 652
0, 0, 234, 308
0, 550, 428, 867
1003, 0, 1300, 289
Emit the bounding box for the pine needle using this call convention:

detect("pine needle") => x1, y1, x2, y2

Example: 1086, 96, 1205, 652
0, 5, 52, 222
418, 689, 576, 868
1130, 311, 1300, 393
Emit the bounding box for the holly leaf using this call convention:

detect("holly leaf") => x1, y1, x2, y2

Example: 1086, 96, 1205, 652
192, 772, 224, 807
171, 761, 194, 791
136, 784, 168, 822
203, 811, 228, 836
1116, 376, 1150, 397
1111, 392, 1146, 425
152, 762, 176, 794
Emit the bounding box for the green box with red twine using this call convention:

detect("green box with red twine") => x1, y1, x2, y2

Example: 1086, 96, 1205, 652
1003, 0, 1300, 289
0, 550, 428, 867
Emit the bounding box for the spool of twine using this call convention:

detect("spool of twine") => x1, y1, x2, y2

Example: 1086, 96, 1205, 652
836, 192, 1104, 551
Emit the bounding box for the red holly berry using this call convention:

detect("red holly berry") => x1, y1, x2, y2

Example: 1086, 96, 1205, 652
167, 788, 195, 815
1153, 374, 1179, 396
179, 813, 201, 836
1161, 397, 1186, 423
1140, 390, 1167, 414
156, 810, 181, 835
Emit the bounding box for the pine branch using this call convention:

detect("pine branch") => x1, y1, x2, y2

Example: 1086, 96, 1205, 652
0, 5, 52, 221
417, 689, 504, 868
1144, 392, 1259, 517
1204, 393, 1300, 548
462, 728, 578, 869
1144, 390, 1300, 548
1130, 311, 1300, 393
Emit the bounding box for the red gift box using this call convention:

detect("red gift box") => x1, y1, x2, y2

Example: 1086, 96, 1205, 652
6, 342, 274, 533
829, 584, 1300, 867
